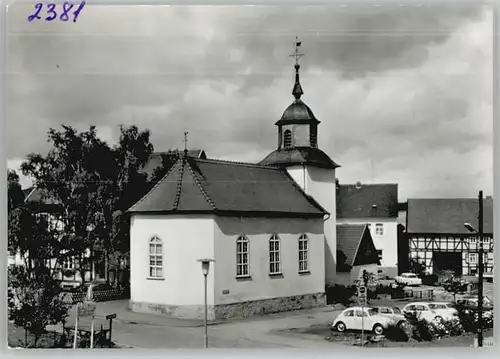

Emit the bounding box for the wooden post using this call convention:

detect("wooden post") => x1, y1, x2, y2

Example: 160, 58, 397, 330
90, 314, 95, 349
73, 303, 79, 349
106, 314, 116, 348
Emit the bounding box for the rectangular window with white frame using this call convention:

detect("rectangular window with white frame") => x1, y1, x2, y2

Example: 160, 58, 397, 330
236, 236, 250, 277
468, 253, 478, 264
298, 234, 309, 273
269, 235, 281, 275
149, 236, 163, 278
375, 223, 384, 236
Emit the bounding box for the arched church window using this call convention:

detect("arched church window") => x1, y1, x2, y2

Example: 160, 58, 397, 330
149, 236, 163, 278
236, 236, 250, 277
283, 130, 292, 148
298, 234, 309, 273
269, 235, 281, 275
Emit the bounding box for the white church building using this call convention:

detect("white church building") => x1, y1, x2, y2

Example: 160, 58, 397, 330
128, 44, 379, 320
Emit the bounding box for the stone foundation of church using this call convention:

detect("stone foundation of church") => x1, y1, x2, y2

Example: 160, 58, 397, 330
214, 292, 326, 320
129, 292, 326, 321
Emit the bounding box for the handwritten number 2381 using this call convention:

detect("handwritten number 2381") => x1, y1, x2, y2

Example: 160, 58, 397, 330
28, 2, 86, 23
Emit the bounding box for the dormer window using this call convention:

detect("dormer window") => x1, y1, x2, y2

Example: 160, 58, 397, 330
283, 130, 292, 148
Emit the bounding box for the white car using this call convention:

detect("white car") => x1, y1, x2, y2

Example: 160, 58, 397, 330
395, 273, 422, 286
427, 302, 458, 321
402, 302, 456, 323
332, 306, 396, 335
373, 306, 408, 328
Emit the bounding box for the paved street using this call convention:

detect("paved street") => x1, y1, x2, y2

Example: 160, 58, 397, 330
57, 300, 343, 348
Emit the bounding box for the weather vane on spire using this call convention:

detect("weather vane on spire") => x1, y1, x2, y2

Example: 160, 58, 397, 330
289, 36, 304, 65
289, 37, 304, 100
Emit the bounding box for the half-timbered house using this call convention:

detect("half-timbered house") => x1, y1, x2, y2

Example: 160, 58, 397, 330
401, 197, 494, 279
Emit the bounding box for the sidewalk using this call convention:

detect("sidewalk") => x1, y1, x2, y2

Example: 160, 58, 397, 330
65, 299, 208, 328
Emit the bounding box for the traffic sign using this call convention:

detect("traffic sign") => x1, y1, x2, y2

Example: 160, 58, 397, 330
357, 285, 367, 306
78, 301, 96, 317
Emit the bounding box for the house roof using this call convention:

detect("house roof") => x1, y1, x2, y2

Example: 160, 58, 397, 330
336, 183, 398, 219
128, 156, 328, 217
406, 197, 494, 234
258, 147, 340, 170
336, 224, 375, 266
23, 187, 34, 198
22, 149, 207, 207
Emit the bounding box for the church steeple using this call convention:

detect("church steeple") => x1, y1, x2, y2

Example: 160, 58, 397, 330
258, 37, 339, 170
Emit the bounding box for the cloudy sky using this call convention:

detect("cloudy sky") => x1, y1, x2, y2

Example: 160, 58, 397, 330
7, 4, 493, 200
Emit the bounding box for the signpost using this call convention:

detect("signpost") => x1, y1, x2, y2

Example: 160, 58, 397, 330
106, 314, 117, 348
73, 283, 97, 349
357, 285, 367, 347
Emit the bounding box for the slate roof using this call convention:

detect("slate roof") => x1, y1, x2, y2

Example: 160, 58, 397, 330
336, 224, 368, 266
337, 183, 398, 219
140, 149, 207, 180
259, 147, 340, 170
128, 156, 328, 217
275, 99, 320, 126
406, 197, 494, 234
23, 149, 207, 206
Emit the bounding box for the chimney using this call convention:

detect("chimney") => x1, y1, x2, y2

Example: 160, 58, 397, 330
371, 204, 377, 216
355, 181, 362, 189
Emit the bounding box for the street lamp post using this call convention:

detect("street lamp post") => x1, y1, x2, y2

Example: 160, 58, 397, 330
464, 190, 484, 347
197, 258, 215, 348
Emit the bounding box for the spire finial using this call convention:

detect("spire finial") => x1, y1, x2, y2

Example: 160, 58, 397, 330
288, 36, 304, 100
183, 131, 189, 157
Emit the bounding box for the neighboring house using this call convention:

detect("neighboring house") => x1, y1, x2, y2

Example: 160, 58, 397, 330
336, 182, 399, 278
401, 197, 494, 279
128, 58, 340, 320
336, 224, 380, 285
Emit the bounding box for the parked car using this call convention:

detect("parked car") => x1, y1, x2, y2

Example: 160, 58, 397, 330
401, 302, 448, 322
442, 277, 468, 293
331, 306, 396, 335
372, 306, 407, 328
455, 295, 494, 315
395, 273, 422, 286
427, 302, 458, 321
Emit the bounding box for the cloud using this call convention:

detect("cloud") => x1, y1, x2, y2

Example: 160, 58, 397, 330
6, 4, 493, 199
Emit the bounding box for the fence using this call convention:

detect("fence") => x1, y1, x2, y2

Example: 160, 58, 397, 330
404, 288, 434, 300
61, 288, 128, 305
473, 337, 494, 347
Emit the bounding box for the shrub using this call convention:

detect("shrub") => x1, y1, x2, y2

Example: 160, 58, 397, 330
454, 303, 494, 333
403, 312, 435, 341
384, 322, 411, 342
8, 266, 69, 347
325, 284, 356, 306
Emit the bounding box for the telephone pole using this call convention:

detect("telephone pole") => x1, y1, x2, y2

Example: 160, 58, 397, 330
477, 190, 484, 347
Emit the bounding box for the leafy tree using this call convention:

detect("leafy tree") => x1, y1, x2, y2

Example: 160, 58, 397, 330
20, 125, 115, 285
409, 257, 426, 277
7, 170, 25, 214
20, 125, 155, 286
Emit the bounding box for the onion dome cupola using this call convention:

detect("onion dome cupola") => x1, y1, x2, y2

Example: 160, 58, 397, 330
259, 38, 339, 170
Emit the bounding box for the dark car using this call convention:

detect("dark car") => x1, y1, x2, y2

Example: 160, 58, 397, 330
455, 296, 494, 311
442, 277, 468, 293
